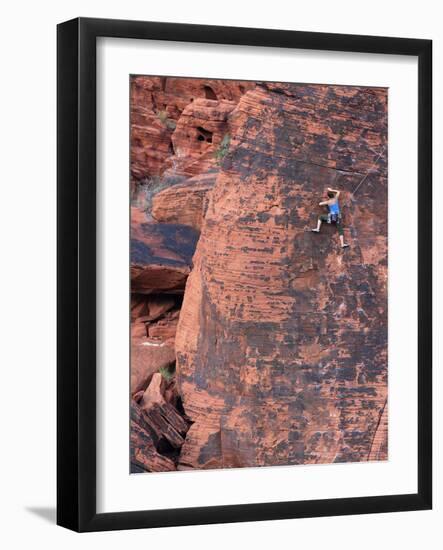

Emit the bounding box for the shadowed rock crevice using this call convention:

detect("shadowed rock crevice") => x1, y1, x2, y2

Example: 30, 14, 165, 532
204, 85, 218, 100
196, 126, 213, 143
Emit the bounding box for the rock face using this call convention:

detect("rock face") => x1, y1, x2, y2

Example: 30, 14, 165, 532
130, 77, 258, 473
130, 76, 255, 187
130, 76, 388, 473
175, 83, 388, 469
167, 99, 237, 178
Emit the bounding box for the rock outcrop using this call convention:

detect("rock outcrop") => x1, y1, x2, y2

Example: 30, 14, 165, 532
130, 402, 177, 472
130, 76, 255, 187
130, 77, 388, 473
175, 83, 388, 469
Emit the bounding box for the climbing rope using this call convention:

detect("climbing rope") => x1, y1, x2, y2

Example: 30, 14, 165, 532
351, 145, 386, 199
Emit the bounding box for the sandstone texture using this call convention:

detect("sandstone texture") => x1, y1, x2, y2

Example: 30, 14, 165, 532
130, 76, 254, 187
130, 76, 388, 473
152, 172, 216, 231
175, 82, 388, 469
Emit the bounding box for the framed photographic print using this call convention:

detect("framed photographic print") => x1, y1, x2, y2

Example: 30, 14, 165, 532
57, 17, 432, 531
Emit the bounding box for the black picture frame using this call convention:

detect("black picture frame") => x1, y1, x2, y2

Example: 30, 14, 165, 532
57, 17, 432, 532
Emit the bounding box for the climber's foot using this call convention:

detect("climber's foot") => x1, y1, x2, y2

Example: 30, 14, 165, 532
311, 228, 320, 233
341, 243, 350, 249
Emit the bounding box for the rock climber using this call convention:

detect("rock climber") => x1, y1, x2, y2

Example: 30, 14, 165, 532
311, 187, 349, 249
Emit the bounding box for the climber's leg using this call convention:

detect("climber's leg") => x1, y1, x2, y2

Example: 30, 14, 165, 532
312, 214, 329, 233
339, 235, 349, 248
336, 220, 349, 248
311, 218, 322, 232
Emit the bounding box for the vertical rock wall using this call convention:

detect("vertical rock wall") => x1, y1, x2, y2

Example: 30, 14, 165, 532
175, 83, 388, 469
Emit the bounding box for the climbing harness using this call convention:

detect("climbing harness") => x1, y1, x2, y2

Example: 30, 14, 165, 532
329, 213, 341, 224
351, 146, 386, 199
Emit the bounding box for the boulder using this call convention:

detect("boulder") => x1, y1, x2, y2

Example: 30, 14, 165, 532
131, 264, 190, 295
140, 373, 166, 410
131, 340, 176, 395
152, 172, 216, 231
135, 385, 189, 453
130, 402, 176, 472
148, 309, 180, 343
131, 214, 200, 269
146, 295, 176, 319
130, 215, 196, 295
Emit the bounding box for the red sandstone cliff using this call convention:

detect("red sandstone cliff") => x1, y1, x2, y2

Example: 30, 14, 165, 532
130, 77, 255, 472
130, 77, 388, 472
130, 76, 254, 186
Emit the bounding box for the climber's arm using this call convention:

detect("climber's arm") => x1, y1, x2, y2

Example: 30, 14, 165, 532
327, 187, 341, 198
